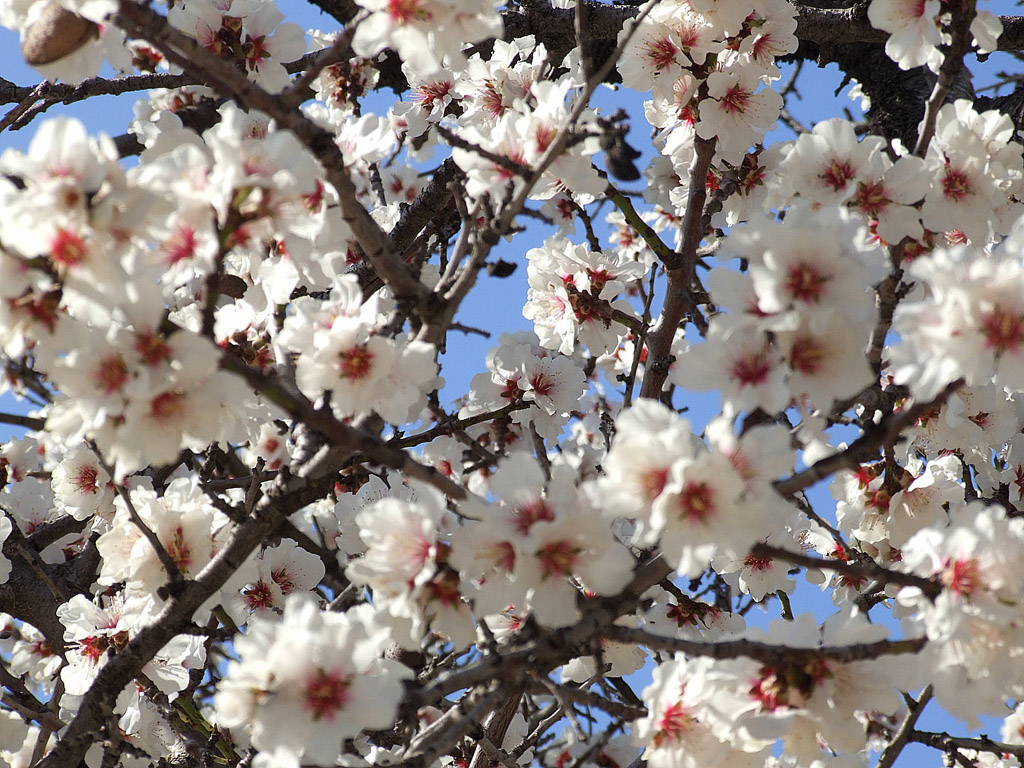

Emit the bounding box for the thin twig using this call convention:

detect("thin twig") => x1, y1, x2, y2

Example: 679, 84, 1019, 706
751, 543, 941, 599
774, 379, 962, 498
913, 0, 978, 157
877, 685, 933, 768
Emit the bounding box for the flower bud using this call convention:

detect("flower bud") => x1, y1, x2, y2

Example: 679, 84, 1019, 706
21, 3, 98, 67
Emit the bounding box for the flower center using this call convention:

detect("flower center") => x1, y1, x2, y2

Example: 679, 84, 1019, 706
51, 228, 87, 267
676, 480, 715, 523
652, 701, 695, 747
538, 539, 579, 579
304, 668, 353, 721
981, 306, 1024, 354
941, 164, 971, 201
338, 345, 375, 380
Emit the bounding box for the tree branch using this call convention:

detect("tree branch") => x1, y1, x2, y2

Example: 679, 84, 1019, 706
36, 446, 347, 768
603, 624, 927, 664
876, 685, 933, 768
217, 350, 466, 500
750, 543, 942, 599
113, 1, 438, 323
774, 379, 963, 497
638, 137, 715, 399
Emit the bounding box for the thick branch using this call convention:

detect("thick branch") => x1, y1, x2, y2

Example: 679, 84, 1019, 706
114, 1, 437, 321
36, 449, 346, 768
603, 625, 927, 664
638, 137, 715, 399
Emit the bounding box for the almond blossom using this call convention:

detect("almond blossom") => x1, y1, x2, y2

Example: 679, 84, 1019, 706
95, 475, 234, 602
867, 0, 943, 71
697, 68, 783, 165
773, 118, 888, 208
634, 655, 761, 768
214, 596, 410, 766
351, 0, 502, 76
58, 592, 204, 721
168, 0, 305, 93
228, 538, 326, 621
898, 502, 1024, 723
892, 243, 1024, 398
524, 237, 646, 355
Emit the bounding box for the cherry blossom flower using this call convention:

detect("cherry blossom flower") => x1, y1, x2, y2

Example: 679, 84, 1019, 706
352, 0, 503, 76
561, 617, 647, 683
524, 237, 645, 356
651, 449, 769, 577
96, 475, 233, 600
455, 36, 547, 126
922, 100, 1024, 244
730, 0, 799, 81
778, 313, 875, 408
347, 493, 442, 598
867, 0, 943, 71
744, 204, 885, 328
51, 443, 114, 524
594, 399, 702, 543
348, 484, 475, 647
633, 655, 759, 768
773, 118, 887, 208
58, 592, 204, 721
892, 242, 1024, 398
215, 596, 410, 766
898, 502, 1024, 723
169, 0, 305, 93
846, 152, 930, 245
461, 331, 587, 439
0, 475, 59, 542
617, 6, 692, 95
514, 505, 635, 627
281, 275, 438, 424
229, 538, 326, 622
697, 69, 783, 165
714, 528, 797, 602
920, 134, 1004, 246
3, 618, 61, 693
671, 318, 790, 414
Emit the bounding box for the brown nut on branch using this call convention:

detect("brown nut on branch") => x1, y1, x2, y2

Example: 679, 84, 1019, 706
21, 3, 99, 66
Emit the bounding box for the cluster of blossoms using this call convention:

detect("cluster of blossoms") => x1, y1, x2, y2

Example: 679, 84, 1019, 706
620, 0, 795, 222
594, 400, 794, 581
892, 236, 1024, 400
524, 238, 648, 356
1, 0, 1024, 767
867, 0, 1002, 72
459, 331, 587, 440
681, 205, 884, 416
215, 597, 411, 767
636, 610, 911, 768
279, 274, 438, 424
